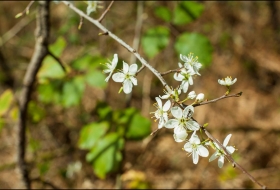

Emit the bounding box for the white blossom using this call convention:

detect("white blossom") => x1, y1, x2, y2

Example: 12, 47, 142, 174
184, 132, 209, 164
160, 88, 181, 100
165, 105, 200, 132
173, 126, 188, 142
103, 54, 118, 82
218, 76, 237, 87
180, 53, 202, 76
86, 1, 103, 15
209, 134, 235, 168
187, 91, 196, 99
174, 68, 194, 93
152, 97, 171, 129
196, 93, 204, 103
112, 61, 138, 94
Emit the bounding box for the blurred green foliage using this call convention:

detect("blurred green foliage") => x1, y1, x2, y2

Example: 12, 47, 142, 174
141, 26, 170, 59
175, 33, 213, 67
144, 1, 213, 67
79, 104, 151, 178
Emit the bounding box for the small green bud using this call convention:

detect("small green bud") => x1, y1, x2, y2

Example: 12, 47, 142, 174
15, 13, 23, 18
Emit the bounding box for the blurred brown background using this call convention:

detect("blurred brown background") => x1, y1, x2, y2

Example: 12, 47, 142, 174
0, 1, 280, 189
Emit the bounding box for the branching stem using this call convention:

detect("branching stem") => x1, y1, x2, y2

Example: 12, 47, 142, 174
62, 1, 172, 94
98, 1, 114, 23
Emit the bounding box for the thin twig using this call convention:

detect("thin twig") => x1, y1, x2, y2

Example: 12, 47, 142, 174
98, 1, 114, 23
136, 65, 145, 75
177, 97, 266, 189
160, 68, 181, 76
191, 92, 242, 107
0, 11, 35, 47
78, 16, 83, 30
15, 1, 35, 18
202, 127, 267, 189
17, 1, 50, 189
62, 1, 172, 94
48, 50, 66, 73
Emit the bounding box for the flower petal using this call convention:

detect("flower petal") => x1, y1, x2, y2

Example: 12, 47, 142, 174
181, 81, 189, 93
122, 61, 129, 73
183, 142, 192, 153
186, 120, 200, 131
163, 100, 171, 111
192, 151, 199, 164
223, 134, 232, 146
171, 107, 182, 119
183, 105, 194, 118
226, 146, 235, 154
112, 73, 125, 82
218, 156, 224, 168
197, 145, 209, 157
155, 97, 162, 108
105, 72, 112, 82
165, 119, 178, 129
174, 73, 184, 81
129, 64, 138, 75
123, 79, 133, 94
112, 54, 118, 67
160, 94, 170, 99
209, 152, 219, 162
218, 79, 225, 85
130, 76, 137, 86
190, 132, 200, 144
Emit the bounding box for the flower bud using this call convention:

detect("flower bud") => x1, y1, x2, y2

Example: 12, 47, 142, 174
187, 91, 196, 99
196, 93, 204, 102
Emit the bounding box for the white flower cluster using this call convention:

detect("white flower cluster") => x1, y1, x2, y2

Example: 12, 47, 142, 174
103, 53, 236, 167
102, 54, 138, 94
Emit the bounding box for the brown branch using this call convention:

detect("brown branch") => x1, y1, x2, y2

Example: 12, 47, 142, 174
48, 50, 66, 73
136, 65, 145, 75
177, 100, 266, 189
202, 126, 266, 189
62, 1, 173, 94
17, 1, 50, 189
98, 1, 114, 23
160, 68, 181, 76
191, 92, 242, 107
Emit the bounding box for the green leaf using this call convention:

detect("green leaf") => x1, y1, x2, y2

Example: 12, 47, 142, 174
62, 76, 85, 108
172, 1, 204, 25
141, 26, 170, 59
0, 89, 13, 116
86, 133, 123, 179
49, 36, 66, 57
85, 70, 107, 89
28, 101, 45, 123
96, 102, 113, 120
38, 162, 50, 177
174, 32, 213, 67
78, 122, 109, 150
115, 107, 136, 125
154, 6, 172, 22
37, 81, 62, 104
72, 55, 106, 71
125, 113, 151, 140
38, 37, 67, 82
